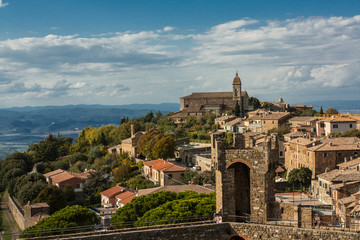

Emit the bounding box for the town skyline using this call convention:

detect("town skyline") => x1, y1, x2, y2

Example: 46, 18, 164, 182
0, 0, 359, 108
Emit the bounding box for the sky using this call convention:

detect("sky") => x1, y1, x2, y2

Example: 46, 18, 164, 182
0, 0, 359, 108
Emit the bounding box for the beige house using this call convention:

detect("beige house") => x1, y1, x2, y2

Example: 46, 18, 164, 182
244, 111, 291, 133
100, 185, 127, 208
143, 159, 187, 186
285, 137, 360, 178
108, 125, 144, 158
316, 117, 357, 136
214, 115, 236, 128
194, 154, 212, 172
288, 116, 318, 136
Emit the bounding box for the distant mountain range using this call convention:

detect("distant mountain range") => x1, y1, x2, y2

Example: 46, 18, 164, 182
0, 103, 179, 159
0, 100, 359, 160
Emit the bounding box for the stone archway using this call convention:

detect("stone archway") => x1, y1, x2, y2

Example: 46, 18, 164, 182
227, 160, 251, 218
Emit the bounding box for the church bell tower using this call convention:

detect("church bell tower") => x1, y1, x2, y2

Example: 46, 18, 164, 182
233, 72, 243, 115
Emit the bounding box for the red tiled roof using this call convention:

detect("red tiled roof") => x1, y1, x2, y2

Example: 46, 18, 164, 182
50, 171, 76, 183
43, 169, 65, 178
115, 191, 136, 205
144, 159, 187, 172
100, 185, 126, 198
143, 159, 164, 167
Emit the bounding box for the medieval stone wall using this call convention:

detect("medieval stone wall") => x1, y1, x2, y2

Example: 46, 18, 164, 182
33, 222, 360, 240
6, 194, 26, 230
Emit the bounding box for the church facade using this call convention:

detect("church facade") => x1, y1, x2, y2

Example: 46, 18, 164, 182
171, 73, 250, 121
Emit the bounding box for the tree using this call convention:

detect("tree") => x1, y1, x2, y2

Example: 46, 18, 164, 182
342, 129, 360, 138
20, 205, 99, 238
319, 106, 324, 115
249, 97, 261, 110
234, 101, 240, 117
137, 129, 175, 159
83, 171, 112, 204
34, 185, 67, 214
28, 134, 73, 163
325, 107, 339, 114
10, 173, 47, 205
287, 167, 312, 188
144, 111, 154, 123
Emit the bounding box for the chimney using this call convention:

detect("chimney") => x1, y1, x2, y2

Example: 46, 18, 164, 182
131, 124, 135, 137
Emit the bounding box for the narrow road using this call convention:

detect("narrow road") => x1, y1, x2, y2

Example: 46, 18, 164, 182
0, 200, 21, 240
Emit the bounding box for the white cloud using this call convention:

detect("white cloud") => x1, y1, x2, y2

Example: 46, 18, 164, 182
163, 26, 175, 32
0, 0, 8, 8
0, 15, 360, 107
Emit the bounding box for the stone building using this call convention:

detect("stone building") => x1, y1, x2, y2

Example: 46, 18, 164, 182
170, 73, 250, 122
285, 137, 360, 178
212, 131, 279, 223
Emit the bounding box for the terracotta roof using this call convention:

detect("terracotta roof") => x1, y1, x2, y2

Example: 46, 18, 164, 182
50, 171, 76, 183
115, 191, 136, 205
288, 116, 318, 122
307, 137, 360, 151
224, 118, 242, 126
337, 157, 360, 169
43, 169, 65, 178
27, 203, 49, 208
319, 117, 357, 123
144, 159, 187, 172
215, 115, 236, 122
317, 169, 360, 182
275, 166, 285, 173
338, 195, 355, 205
288, 137, 318, 146
31, 212, 50, 223
143, 159, 164, 167
181, 91, 247, 99
100, 185, 127, 198
248, 112, 291, 121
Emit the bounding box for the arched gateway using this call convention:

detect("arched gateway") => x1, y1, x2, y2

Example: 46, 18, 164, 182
212, 132, 278, 223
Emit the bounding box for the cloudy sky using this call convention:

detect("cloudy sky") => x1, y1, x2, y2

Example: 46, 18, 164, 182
0, 0, 359, 108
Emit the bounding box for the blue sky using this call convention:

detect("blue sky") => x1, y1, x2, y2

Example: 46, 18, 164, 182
0, 0, 359, 108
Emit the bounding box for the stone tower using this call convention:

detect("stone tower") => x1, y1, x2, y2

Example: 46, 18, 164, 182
212, 132, 279, 224
232, 72, 243, 117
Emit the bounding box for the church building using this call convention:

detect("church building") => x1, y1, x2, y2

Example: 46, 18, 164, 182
170, 73, 250, 122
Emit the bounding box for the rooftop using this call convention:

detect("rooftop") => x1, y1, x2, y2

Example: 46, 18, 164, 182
100, 185, 127, 198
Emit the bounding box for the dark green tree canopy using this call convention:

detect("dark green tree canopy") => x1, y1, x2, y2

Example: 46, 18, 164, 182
288, 167, 312, 188
20, 205, 99, 238
234, 101, 240, 117
249, 97, 261, 110
137, 129, 175, 159
325, 107, 339, 114
34, 185, 67, 214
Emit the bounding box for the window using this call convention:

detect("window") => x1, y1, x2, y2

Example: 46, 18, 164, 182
323, 153, 327, 157
325, 183, 327, 189
272, 121, 274, 124
350, 124, 353, 128
263, 121, 266, 124
167, 173, 173, 179
338, 153, 342, 157
333, 124, 338, 128
319, 180, 322, 186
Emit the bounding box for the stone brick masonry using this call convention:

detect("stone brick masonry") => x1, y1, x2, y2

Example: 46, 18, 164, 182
28, 222, 360, 240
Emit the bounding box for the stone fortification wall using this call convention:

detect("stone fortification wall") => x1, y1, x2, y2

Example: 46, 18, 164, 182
28, 222, 360, 240
229, 222, 360, 240
6, 194, 26, 230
